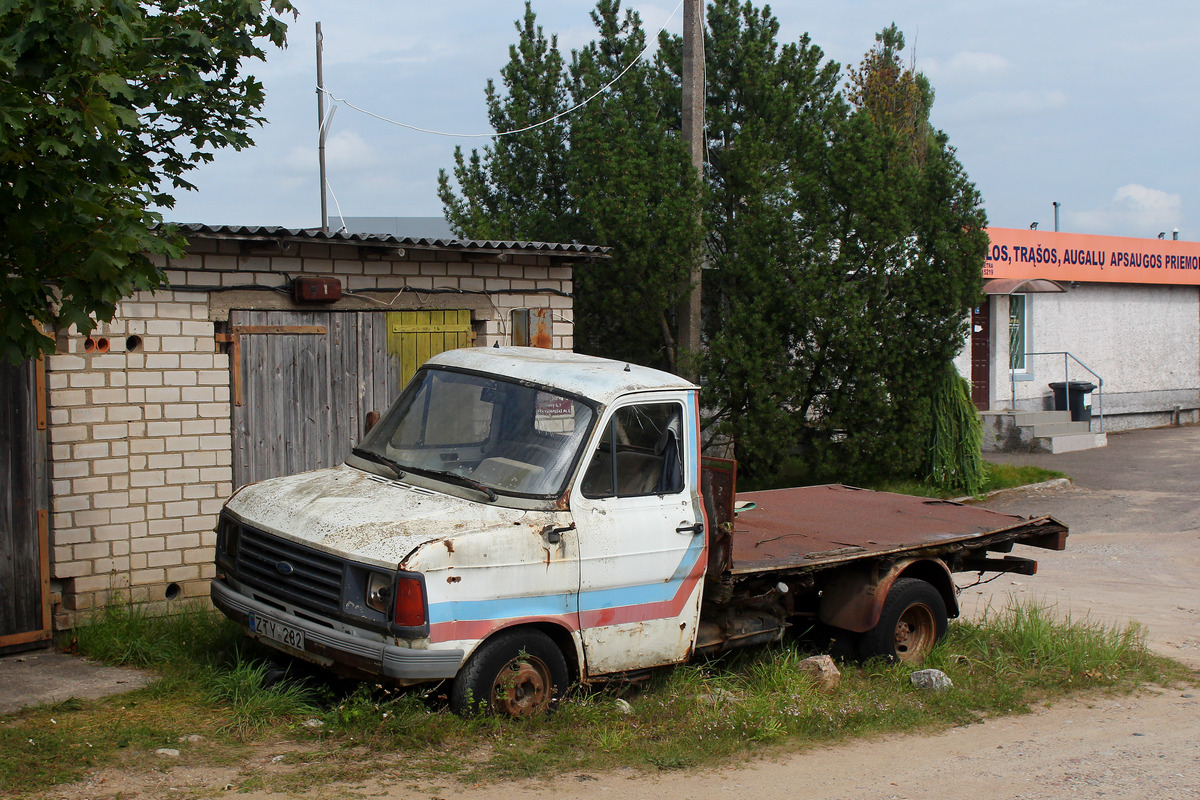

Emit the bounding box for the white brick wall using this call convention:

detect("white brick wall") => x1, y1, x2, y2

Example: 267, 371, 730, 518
47, 239, 583, 626
47, 293, 232, 622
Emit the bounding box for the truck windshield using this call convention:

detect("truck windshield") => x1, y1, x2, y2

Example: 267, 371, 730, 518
354, 367, 596, 498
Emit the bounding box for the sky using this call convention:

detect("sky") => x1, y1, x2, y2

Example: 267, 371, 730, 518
155, 1, 1200, 241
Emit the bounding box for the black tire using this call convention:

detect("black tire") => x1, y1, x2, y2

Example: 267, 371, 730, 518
449, 629, 569, 717
858, 577, 948, 664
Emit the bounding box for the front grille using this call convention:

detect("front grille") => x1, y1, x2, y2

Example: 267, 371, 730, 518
232, 520, 344, 616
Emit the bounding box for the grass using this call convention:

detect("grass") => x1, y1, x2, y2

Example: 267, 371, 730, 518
741, 459, 1067, 498
0, 597, 1190, 797
979, 461, 1068, 494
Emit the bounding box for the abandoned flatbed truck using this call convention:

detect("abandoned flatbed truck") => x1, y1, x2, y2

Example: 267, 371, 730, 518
211, 347, 1068, 715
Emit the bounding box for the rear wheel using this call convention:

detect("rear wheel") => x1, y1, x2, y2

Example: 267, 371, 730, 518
859, 578, 947, 663
450, 629, 569, 717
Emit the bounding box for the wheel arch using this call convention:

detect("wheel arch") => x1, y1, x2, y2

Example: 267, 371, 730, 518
817, 557, 958, 634
461, 619, 582, 684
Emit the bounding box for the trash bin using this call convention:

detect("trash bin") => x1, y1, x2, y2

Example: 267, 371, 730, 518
1048, 381, 1096, 423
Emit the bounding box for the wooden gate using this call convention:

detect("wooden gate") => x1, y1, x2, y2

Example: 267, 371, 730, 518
227, 309, 472, 487
0, 356, 51, 653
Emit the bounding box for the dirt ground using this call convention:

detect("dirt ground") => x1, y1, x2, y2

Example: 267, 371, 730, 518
46, 427, 1200, 799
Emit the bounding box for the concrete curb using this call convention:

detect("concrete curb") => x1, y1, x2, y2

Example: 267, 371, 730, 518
951, 477, 1073, 505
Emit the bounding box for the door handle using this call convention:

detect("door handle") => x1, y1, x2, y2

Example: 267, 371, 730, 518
543, 522, 575, 545
675, 521, 704, 535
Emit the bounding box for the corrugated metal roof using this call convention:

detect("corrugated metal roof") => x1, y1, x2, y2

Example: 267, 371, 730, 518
170, 223, 610, 256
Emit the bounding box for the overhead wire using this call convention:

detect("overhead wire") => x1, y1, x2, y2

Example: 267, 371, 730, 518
316, 0, 686, 140
325, 178, 348, 233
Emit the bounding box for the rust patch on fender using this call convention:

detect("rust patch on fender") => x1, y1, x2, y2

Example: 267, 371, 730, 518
447, 575, 461, 584
443, 539, 455, 554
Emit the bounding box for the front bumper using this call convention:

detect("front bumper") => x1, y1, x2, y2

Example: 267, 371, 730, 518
211, 579, 464, 682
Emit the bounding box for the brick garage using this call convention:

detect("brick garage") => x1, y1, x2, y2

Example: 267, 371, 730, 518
43, 226, 605, 627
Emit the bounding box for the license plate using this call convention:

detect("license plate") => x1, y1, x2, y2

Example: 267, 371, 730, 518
248, 611, 305, 651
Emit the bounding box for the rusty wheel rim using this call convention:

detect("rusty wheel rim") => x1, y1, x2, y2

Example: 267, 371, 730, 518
894, 603, 937, 663
490, 656, 552, 717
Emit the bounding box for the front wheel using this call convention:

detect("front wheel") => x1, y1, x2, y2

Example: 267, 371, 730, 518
858, 577, 947, 663
450, 629, 569, 717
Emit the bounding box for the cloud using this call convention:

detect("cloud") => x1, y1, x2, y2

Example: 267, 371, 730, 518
923, 51, 1011, 80
281, 129, 379, 174
1066, 184, 1183, 236
944, 88, 1068, 120
946, 51, 1011, 75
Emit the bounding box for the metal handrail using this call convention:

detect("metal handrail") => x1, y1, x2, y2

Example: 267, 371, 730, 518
1009, 351, 1104, 432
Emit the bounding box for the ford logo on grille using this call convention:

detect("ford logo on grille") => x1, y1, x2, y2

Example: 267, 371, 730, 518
275, 561, 295, 576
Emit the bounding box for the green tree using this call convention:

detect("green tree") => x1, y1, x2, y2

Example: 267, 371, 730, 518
566, 0, 701, 369
670, 6, 985, 480
680, 0, 848, 469
0, 0, 294, 363
438, 0, 701, 370
437, 2, 573, 242
816, 24, 986, 481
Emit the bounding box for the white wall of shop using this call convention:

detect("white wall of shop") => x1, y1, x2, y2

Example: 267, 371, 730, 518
966, 283, 1200, 428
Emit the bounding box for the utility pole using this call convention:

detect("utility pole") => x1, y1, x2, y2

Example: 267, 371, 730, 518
316, 21, 329, 233
677, 0, 705, 380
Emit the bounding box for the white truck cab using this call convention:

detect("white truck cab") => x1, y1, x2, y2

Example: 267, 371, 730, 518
212, 347, 708, 714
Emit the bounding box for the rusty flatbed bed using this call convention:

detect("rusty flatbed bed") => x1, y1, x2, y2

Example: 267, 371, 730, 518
729, 484, 1067, 575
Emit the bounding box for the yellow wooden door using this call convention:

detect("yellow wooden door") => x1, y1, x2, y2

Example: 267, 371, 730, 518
387, 309, 475, 388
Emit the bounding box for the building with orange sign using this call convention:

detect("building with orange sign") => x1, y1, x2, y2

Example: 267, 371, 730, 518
956, 227, 1200, 451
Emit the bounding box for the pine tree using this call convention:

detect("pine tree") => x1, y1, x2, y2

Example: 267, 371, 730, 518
567, 0, 701, 369
437, 2, 573, 242
438, 1, 701, 370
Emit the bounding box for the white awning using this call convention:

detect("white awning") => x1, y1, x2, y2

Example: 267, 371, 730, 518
982, 278, 1067, 294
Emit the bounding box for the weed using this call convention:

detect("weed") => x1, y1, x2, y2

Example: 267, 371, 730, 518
64, 598, 244, 673
203, 658, 317, 738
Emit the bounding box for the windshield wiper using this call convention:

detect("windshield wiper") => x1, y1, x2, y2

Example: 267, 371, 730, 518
408, 467, 498, 502
351, 447, 407, 480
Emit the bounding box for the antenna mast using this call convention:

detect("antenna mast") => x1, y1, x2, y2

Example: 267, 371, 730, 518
316, 21, 329, 233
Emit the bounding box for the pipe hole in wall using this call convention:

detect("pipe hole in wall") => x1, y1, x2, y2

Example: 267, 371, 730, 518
95, 337, 110, 354
126, 335, 143, 352
83, 336, 96, 353
164, 583, 181, 600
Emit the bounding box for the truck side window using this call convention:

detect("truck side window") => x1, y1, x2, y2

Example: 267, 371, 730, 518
581, 403, 685, 498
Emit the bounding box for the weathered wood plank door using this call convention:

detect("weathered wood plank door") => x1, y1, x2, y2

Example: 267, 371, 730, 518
0, 356, 51, 653
229, 309, 472, 487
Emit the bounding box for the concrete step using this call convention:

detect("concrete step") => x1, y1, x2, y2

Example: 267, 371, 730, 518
981, 410, 1107, 453
1029, 420, 1092, 437
982, 410, 1073, 427
1032, 432, 1108, 454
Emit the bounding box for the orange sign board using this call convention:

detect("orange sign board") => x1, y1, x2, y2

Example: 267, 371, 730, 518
984, 227, 1200, 286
